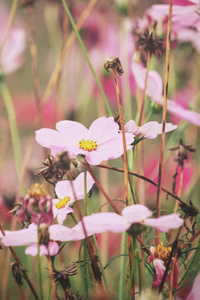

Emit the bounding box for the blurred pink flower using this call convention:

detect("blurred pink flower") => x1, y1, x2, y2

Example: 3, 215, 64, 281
35, 117, 134, 165
132, 62, 200, 126
53, 172, 94, 224
0, 5, 26, 75
148, 244, 179, 289
124, 120, 177, 139
186, 273, 200, 300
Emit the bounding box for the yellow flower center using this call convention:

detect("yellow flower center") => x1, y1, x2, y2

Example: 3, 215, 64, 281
27, 183, 48, 200
153, 242, 172, 261
78, 139, 97, 152
55, 196, 71, 209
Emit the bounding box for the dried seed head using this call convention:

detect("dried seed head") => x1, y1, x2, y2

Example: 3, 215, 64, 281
34, 153, 85, 182
53, 263, 78, 290
132, 27, 163, 57
170, 139, 196, 167
104, 57, 124, 76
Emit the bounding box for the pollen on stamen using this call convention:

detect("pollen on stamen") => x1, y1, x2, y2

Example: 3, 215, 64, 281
153, 242, 172, 261
55, 196, 71, 209
78, 139, 98, 152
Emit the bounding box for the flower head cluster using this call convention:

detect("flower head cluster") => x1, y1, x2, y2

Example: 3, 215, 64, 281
148, 243, 179, 289
13, 183, 53, 226
36, 117, 134, 165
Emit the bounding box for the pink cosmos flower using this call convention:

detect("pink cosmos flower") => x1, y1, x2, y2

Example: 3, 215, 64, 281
1, 224, 59, 257
1, 223, 83, 256
35, 117, 134, 165
53, 172, 95, 225
55, 204, 183, 241
0, 5, 26, 75
124, 120, 177, 139
132, 62, 200, 126
148, 244, 179, 289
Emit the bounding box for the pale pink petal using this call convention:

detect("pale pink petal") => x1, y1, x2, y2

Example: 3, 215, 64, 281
140, 122, 177, 139
35, 128, 70, 156
25, 244, 40, 256
54, 172, 94, 203
187, 273, 200, 300
48, 241, 59, 256
153, 259, 166, 288
144, 213, 183, 232
25, 242, 58, 257
122, 204, 153, 224
56, 207, 74, 225
88, 117, 120, 143
2, 228, 37, 246
74, 213, 130, 236
124, 120, 138, 134
153, 98, 200, 126
132, 62, 163, 100
49, 224, 79, 241
56, 120, 89, 143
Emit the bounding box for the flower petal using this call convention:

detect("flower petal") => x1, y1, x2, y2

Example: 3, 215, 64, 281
144, 213, 183, 232
122, 204, 153, 224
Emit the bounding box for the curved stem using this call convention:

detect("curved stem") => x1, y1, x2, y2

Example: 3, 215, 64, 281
0, 81, 21, 177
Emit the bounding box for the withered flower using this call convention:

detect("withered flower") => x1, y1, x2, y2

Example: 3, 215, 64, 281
11, 262, 25, 286
180, 200, 198, 235
170, 139, 196, 168
104, 57, 124, 76
38, 224, 50, 246
34, 153, 85, 183
114, 112, 126, 130
132, 27, 163, 57
34, 154, 69, 183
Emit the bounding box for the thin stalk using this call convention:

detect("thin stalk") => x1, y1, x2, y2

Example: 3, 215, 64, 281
128, 236, 135, 300
84, 162, 120, 214
26, 5, 41, 122
0, 0, 18, 59
18, 284, 26, 300
61, 0, 112, 116
138, 51, 151, 126
0, 225, 39, 300
97, 163, 188, 206
37, 232, 44, 300
69, 177, 102, 286
84, 167, 88, 216
92, 235, 109, 290
112, 68, 129, 206
47, 255, 57, 300
169, 253, 177, 300
119, 232, 127, 300
156, 0, 173, 245
0, 81, 22, 177
174, 166, 184, 213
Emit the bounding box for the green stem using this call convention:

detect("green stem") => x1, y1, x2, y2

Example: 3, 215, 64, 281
178, 239, 200, 286
61, 0, 112, 117
37, 231, 44, 300
0, 80, 22, 176
92, 235, 109, 290
84, 168, 88, 216
119, 232, 127, 300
